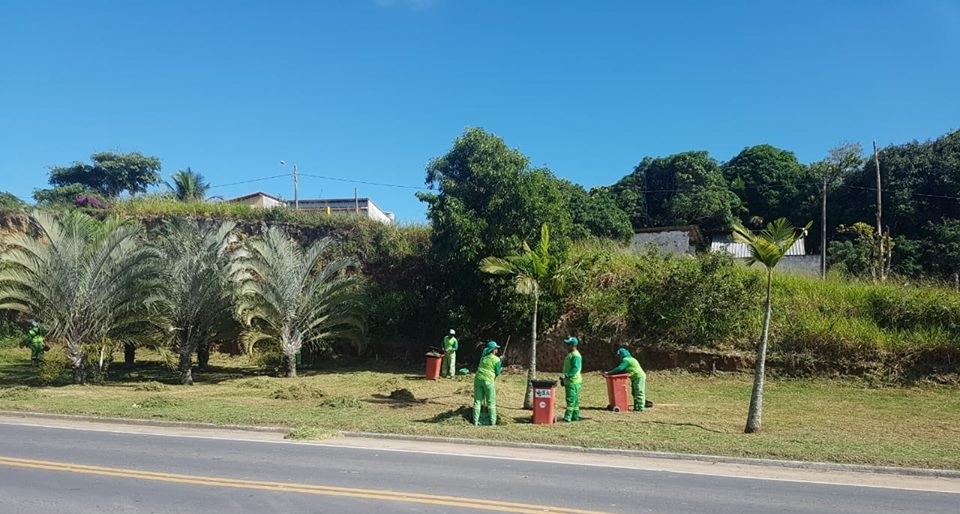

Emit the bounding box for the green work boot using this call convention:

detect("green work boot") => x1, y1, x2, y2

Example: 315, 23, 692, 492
571, 410, 580, 421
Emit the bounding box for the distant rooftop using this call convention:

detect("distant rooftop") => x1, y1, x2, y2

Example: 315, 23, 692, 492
711, 235, 806, 258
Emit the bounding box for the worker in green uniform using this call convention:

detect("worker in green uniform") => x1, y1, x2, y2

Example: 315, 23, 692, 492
24, 321, 48, 366
473, 340, 502, 426
560, 336, 583, 422
605, 347, 646, 412
441, 329, 458, 378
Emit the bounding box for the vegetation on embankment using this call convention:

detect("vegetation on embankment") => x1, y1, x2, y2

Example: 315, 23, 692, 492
0, 347, 957, 469
3, 201, 959, 381
560, 244, 960, 382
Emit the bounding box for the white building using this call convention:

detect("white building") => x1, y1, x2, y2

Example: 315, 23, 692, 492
228, 192, 395, 224
631, 226, 704, 255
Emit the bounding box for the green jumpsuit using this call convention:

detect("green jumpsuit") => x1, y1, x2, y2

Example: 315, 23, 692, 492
607, 348, 646, 411
25, 324, 47, 366
562, 348, 583, 422
473, 343, 502, 426
441, 335, 458, 378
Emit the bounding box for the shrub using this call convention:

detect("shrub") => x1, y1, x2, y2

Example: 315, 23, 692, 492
628, 252, 760, 350
38, 347, 69, 385
74, 194, 108, 209
868, 287, 960, 334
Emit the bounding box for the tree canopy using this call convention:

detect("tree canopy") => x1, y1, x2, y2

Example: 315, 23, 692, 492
722, 145, 812, 227
608, 151, 741, 231
418, 128, 573, 341
40, 152, 162, 201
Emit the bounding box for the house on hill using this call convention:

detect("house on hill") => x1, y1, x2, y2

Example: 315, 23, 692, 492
631, 225, 819, 275
228, 192, 395, 224
710, 232, 818, 274
630, 225, 705, 255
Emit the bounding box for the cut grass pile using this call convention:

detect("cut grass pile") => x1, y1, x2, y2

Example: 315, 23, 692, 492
0, 348, 958, 469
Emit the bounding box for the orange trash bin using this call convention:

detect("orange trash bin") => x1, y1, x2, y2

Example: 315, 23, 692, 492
531, 379, 558, 424
605, 373, 630, 412
425, 352, 442, 380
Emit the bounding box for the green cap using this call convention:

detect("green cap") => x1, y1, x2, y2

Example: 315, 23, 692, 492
486, 340, 501, 350
563, 336, 579, 346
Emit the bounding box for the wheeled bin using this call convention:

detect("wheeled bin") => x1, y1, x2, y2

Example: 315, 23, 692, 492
425, 352, 442, 380
531, 379, 558, 424
605, 373, 630, 412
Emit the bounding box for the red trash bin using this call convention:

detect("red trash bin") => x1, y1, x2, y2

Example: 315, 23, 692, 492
531, 379, 558, 424
605, 373, 630, 412
425, 353, 442, 380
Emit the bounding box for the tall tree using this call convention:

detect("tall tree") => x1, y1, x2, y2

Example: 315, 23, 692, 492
418, 128, 572, 344
165, 168, 210, 201
480, 223, 571, 409
558, 180, 633, 242
0, 211, 161, 383
610, 152, 741, 231
33, 183, 99, 206
722, 145, 812, 227
155, 220, 236, 385
45, 151, 162, 198
836, 130, 960, 245
233, 228, 363, 378
732, 218, 810, 434
810, 143, 863, 278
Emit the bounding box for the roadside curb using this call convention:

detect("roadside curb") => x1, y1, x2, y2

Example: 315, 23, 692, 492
2, 410, 958, 479
0, 410, 288, 434
342, 431, 960, 479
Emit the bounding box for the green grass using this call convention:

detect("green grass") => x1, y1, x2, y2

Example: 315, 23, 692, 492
0, 347, 958, 469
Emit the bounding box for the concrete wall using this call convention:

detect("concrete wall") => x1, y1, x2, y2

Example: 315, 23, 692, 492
365, 201, 393, 224
777, 255, 821, 276
631, 231, 693, 255
741, 255, 820, 276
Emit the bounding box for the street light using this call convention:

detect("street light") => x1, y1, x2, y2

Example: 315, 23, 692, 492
280, 160, 298, 210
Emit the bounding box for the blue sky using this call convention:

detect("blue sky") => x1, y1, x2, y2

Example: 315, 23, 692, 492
2, 1, 958, 222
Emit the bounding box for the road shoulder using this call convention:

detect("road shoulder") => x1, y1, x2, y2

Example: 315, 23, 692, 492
1, 410, 958, 494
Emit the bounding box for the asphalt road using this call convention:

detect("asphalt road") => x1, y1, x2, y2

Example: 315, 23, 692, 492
0, 419, 956, 514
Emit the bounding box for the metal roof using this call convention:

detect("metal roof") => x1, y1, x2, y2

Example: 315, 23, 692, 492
710, 236, 806, 258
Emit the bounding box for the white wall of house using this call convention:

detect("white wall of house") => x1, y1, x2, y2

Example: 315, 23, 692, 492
631, 231, 694, 255
233, 194, 284, 209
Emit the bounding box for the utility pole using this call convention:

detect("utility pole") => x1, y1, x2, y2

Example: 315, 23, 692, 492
820, 176, 827, 279
873, 140, 883, 280
280, 160, 299, 210
293, 163, 299, 211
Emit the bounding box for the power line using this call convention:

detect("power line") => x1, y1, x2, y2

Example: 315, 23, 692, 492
207, 173, 291, 189
620, 182, 960, 201
298, 172, 429, 191
838, 184, 960, 201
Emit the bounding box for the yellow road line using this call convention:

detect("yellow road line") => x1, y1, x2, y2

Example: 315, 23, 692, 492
0, 456, 612, 514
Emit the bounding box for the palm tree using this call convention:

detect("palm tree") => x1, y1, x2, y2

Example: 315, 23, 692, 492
732, 218, 811, 433
232, 227, 363, 377
165, 168, 210, 201
155, 219, 237, 385
480, 223, 569, 409
0, 211, 162, 384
